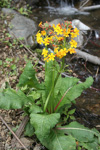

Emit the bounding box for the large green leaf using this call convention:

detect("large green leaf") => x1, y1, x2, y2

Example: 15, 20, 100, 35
18, 62, 43, 89
46, 130, 76, 150
57, 121, 100, 143
54, 77, 79, 109
0, 88, 28, 109
79, 141, 99, 150
30, 113, 60, 143
55, 76, 93, 112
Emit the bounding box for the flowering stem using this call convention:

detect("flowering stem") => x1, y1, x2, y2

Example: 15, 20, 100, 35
50, 61, 55, 112
44, 61, 55, 113
54, 57, 65, 86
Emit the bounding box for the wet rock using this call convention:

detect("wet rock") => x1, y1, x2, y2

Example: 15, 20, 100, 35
2, 8, 37, 46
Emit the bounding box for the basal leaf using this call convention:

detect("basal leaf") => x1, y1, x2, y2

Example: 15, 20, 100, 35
43, 130, 76, 150
18, 62, 43, 89
49, 131, 76, 150
30, 113, 60, 143
29, 104, 43, 114
57, 121, 100, 143
54, 77, 79, 111
55, 76, 93, 112
79, 141, 99, 150
0, 88, 28, 109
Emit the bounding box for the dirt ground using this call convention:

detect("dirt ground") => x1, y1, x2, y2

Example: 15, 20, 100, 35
0, 10, 46, 150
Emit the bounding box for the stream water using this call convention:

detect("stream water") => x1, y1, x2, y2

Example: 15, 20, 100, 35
31, 0, 100, 128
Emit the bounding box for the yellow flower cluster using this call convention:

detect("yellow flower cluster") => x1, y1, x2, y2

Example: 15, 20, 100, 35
36, 21, 79, 62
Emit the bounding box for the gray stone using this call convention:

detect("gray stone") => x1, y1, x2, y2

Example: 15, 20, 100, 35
48, 18, 64, 26
72, 19, 91, 31
8, 14, 37, 45
2, 8, 37, 46
2, 8, 18, 15
72, 19, 91, 47
73, 30, 84, 48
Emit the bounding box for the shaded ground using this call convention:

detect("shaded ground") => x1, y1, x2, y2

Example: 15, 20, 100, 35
0, 10, 45, 150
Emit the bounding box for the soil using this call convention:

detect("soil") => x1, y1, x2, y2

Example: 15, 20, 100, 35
0, 10, 45, 150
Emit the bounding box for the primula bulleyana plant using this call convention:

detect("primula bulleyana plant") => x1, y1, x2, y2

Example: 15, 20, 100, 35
0, 21, 100, 150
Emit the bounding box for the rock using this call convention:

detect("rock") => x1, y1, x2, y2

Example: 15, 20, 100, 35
72, 19, 91, 31
15, 137, 33, 149
74, 30, 84, 48
8, 14, 37, 46
2, 8, 18, 15
48, 18, 64, 26
2, 8, 37, 46
72, 19, 91, 47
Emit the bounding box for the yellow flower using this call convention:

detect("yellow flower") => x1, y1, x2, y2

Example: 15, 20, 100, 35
39, 21, 42, 27
43, 37, 50, 46
41, 30, 46, 36
74, 28, 79, 36
63, 28, 70, 37
42, 48, 48, 57
36, 31, 41, 38
71, 28, 79, 38
71, 32, 76, 38
44, 57, 49, 62
37, 37, 43, 44
54, 47, 59, 53
70, 39, 77, 48
57, 36, 64, 41
56, 48, 67, 59
68, 48, 76, 54
48, 53, 55, 61
54, 24, 63, 35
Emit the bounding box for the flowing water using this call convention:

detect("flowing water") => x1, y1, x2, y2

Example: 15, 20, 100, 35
31, 0, 100, 127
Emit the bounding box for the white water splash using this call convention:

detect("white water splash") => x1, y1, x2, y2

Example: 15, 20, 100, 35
46, 0, 50, 6
45, 0, 90, 16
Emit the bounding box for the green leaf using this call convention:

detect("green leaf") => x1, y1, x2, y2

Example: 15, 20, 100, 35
18, 62, 43, 89
30, 113, 60, 143
29, 104, 43, 114
58, 121, 100, 143
28, 91, 40, 100
79, 141, 99, 150
45, 61, 60, 98
0, 88, 28, 109
68, 109, 76, 115
10, 64, 16, 70
47, 131, 76, 150
55, 77, 93, 112
24, 122, 34, 137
